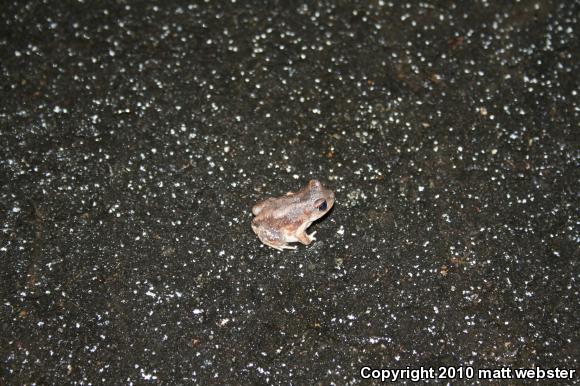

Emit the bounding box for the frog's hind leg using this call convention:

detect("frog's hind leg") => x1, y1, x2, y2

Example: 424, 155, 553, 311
255, 227, 297, 251
264, 240, 297, 251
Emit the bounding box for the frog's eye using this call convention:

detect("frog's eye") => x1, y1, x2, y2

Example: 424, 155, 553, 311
314, 198, 328, 211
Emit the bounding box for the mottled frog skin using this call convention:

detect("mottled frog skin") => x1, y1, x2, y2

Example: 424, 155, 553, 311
251, 180, 335, 251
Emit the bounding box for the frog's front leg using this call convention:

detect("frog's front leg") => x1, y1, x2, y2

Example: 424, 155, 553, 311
297, 230, 316, 245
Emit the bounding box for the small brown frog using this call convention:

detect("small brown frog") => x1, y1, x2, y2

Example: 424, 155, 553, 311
251, 180, 335, 251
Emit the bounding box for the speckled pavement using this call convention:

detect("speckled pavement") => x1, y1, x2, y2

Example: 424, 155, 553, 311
1, 1, 578, 384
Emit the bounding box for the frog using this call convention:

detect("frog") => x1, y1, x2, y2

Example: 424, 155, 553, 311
251, 179, 335, 251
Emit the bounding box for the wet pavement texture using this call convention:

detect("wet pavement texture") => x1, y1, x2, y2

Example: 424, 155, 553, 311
1, 1, 579, 384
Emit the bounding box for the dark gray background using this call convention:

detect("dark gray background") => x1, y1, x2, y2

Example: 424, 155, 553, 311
1, 1, 578, 384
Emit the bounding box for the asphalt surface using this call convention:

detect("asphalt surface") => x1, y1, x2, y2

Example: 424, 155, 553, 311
1, 1, 579, 384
